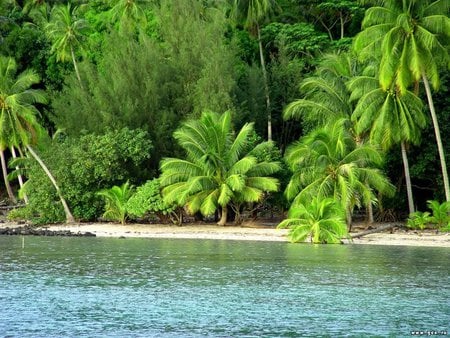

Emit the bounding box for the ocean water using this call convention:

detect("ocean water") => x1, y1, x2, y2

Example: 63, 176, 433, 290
0, 236, 448, 337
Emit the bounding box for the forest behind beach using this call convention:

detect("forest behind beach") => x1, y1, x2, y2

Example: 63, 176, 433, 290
0, 0, 449, 243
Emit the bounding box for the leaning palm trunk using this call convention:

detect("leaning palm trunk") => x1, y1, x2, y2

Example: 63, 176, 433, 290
422, 75, 450, 202
257, 23, 272, 141
401, 142, 415, 214
26, 145, 75, 223
10, 146, 28, 204
0, 149, 16, 203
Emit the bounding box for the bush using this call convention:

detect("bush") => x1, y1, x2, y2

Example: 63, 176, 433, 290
406, 211, 432, 230
97, 182, 134, 225
17, 128, 152, 224
127, 179, 179, 224
406, 200, 450, 231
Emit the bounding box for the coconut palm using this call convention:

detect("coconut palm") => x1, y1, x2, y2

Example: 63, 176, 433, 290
160, 111, 281, 225
285, 118, 395, 228
354, 0, 450, 201
284, 52, 356, 128
230, 0, 279, 141
349, 72, 427, 214
0, 56, 74, 222
45, 3, 89, 87
278, 197, 348, 244
0, 57, 45, 203
108, 0, 149, 31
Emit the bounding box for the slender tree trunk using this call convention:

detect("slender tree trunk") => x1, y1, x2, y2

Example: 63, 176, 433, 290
339, 11, 344, 39
256, 23, 272, 141
71, 46, 83, 89
0, 149, 16, 203
401, 142, 415, 214
346, 207, 352, 232
26, 145, 75, 223
318, 18, 333, 40
218, 205, 227, 226
10, 146, 28, 204
422, 74, 450, 202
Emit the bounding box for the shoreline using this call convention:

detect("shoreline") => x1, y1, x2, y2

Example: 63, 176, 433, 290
0, 221, 449, 247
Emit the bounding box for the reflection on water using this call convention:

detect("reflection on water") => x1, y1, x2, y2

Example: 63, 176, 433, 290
0, 236, 449, 337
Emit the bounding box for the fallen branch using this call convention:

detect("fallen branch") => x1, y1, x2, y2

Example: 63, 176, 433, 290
350, 223, 403, 239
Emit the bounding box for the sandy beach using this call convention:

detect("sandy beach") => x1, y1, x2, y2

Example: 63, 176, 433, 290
1, 221, 448, 247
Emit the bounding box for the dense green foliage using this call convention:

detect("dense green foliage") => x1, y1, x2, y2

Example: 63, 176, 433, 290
9, 128, 151, 223
0, 0, 448, 234
126, 179, 179, 224
407, 200, 450, 231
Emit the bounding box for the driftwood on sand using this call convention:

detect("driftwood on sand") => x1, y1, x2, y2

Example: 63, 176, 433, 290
350, 223, 403, 239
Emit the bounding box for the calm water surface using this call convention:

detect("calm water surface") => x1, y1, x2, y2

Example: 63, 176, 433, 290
0, 236, 448, 337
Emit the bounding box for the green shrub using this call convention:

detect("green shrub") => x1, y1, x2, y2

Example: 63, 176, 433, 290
406, 211, 432, 230
127, 179, 179, 223
16, 128, 152, 224
427, 200, 450, 228
97, 182, 134, 225
406, 200, 450, 231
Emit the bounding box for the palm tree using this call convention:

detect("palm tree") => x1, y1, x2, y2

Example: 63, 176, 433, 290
0, 57, 74, 222
231, 0, 279, 141
354, 0, 450, 201
97, 181, 133, 225
285, 119, 395, 228
0, 57, 43, 203
349, 72, 427, 214
160, 111, 281, 225
278, 197, 348, 244
108, 0, 149, 32
45, 3, 89, 87
284, 52, 356, 128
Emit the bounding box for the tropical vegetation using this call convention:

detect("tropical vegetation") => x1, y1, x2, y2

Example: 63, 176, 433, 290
0, 0, 448, 241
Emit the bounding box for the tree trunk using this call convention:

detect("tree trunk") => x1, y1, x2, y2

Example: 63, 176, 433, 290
26, 145, 75, 223
257, 23, 272, 141
339, 11, 344, 39
217, 204, 227, 226
401, 142, 415, 214
350, 223, 399, 239
346, 207, 352, 232
367, 201, 374, 224
0, 149, 16, 204
422, 74, 450, 202
10, 146, 28, 204
71, 46, 83, 89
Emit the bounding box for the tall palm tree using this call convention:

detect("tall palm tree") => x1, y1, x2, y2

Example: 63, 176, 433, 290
354, 0, 450, 201
108, 0, 149, 32
231, 0, 279, 141
0, 57, 74, 222
45, 3, 89, 87
160, 111, 281, 225
284, 52, 356, 128
278, 197, 348, 244
285, 119, 395, 228
349, 72, 427, 214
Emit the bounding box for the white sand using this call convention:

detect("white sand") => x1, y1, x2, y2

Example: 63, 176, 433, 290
1, 222, 449, 247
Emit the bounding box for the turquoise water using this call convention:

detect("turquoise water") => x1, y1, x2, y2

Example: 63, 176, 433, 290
0, 236, 448, 337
